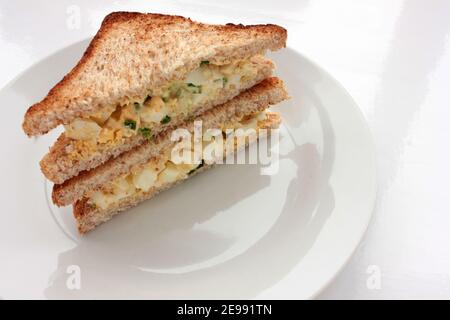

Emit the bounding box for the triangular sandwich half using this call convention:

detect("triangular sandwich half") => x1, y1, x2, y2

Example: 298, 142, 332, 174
22, 12, 287, 184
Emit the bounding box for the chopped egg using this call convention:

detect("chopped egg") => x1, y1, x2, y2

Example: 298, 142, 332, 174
185, 69, 205, 85
157, 162, 187, 185
256, 112, 267, 121
90, 191, 113, 210
226, 74, 241, 90
64, 119, 101, 141
111, 176, 134, 197
140, 96, 169, 123
65, 57, 259, 160
88, 111, 270, 209
89, 105, 116, 124
132, 162, 165, 192
89, 176, 134, 210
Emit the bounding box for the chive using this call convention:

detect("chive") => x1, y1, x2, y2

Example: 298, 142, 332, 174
138, 127, 151, 139
124, 119, 136, 130
162, 96, 169, 102
200, 60, 209, 66
214, 77, 228, 87
133, 102, 141, 111
161, 115, 171, 124
187, 83, 202, 94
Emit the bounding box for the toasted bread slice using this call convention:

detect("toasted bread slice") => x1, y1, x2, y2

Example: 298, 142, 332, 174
41, 56, 274, 184
73, 112, 281, 234
53, 77, 288, 206
22, 12, 287, 136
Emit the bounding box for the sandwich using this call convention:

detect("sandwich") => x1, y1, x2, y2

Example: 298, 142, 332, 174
23, 12, 286, 184
22, 12, 289, 233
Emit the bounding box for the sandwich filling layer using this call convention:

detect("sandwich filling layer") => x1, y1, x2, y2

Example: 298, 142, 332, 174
86, 111, 271, 210
64, 56, 266, 158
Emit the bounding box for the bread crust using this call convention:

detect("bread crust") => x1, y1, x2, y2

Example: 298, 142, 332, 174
53, 77, 288, 206
22, 12, 287, 136
40, 57, 274, 184
73, 112, 281, 234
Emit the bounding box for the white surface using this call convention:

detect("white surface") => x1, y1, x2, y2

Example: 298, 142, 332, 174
0, 0, 448, 299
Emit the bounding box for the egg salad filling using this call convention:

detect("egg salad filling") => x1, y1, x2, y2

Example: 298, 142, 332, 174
86, 111, 269, 210
64, 57, 261, 157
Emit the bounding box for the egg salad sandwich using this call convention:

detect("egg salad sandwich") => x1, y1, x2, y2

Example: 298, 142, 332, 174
22, 12, 287, 184
65, 78, 287, 233
22, 12, 289, 233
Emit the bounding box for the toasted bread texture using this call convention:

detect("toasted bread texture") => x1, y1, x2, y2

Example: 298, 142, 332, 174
73, 112, 281, 234
40, 56, 274, 184
53, 77, 288, 206
22, 12, 287, 136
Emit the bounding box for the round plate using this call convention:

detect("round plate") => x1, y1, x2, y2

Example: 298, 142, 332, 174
0, 39, 376, 299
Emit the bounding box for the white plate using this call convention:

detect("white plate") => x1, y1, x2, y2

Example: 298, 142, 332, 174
0, 39, 376, 299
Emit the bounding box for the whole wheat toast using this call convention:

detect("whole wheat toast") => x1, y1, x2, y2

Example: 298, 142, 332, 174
22, 12, 287, 136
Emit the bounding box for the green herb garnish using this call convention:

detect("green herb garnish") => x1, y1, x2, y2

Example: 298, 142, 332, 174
187, 83, 202, 94
200, 60, 209, 66
133, 102, 141, 111
124, 119, 136, 130
138, 127, 151, 139
144, 95, 151, 104
161, 115, 171, 124
214, 77, 228, 87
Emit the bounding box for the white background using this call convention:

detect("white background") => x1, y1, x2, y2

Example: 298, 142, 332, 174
0, 0, 449, 299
